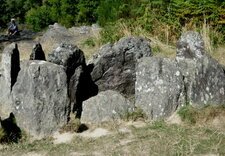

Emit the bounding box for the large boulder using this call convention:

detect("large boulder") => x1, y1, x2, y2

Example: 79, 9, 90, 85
48, 43, 86, 81
0, 43, 20, 119
41, 23, 73, 45
12, 60, 70, 138
81, 90, 134, 123
176, 31, 225, 106
135, 57, 185, 120
90, 37, 152, 96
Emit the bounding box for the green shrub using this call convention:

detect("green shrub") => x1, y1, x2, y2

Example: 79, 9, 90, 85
25, 6, 52, 31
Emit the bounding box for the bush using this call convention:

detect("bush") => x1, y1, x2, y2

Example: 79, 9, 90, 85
25, 6, 52, 31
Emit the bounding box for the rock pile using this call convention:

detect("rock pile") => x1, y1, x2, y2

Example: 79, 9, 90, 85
0, 30, 224, 138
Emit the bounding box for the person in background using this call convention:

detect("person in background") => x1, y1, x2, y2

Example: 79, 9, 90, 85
7, 18, 18, 35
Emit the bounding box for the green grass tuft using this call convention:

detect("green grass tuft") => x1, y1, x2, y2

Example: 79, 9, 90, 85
121, 107, 147, 121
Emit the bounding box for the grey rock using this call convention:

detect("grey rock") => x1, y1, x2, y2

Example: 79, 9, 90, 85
69, 66, 83, 115
135, 57, 185, 120
41, 23, 72, 44
48, 43, 86, 81
68, 24, 102, 36
0, 43, 20, 119
69, 64, 98, 118
176, 31, 205, 60
176, 31, 225, 106
90, 37, 152, 96
81, 90, 134, 123
177, 56, 225, 107
12, 60, 70, 138
30, 43, 46, 61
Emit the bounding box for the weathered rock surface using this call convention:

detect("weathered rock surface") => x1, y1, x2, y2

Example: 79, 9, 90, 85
41, 23, 73, 45
176, 31, 225, 106
12, 60, 70, 138
68, 24, 102, 36
30, 43, 46, 61
0, 43, 20, 119
69, 64, 98, 118
176, 31, 205, 60
81, 90, 134, 123
90, 37, 152, 96
48, 43, 86, 81
135, 57, 185, 120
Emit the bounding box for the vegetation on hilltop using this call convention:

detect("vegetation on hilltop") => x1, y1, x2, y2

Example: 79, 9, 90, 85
0, 0, 224, 46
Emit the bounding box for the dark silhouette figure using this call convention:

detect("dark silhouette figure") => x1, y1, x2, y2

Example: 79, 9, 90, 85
0, 113, 22, 143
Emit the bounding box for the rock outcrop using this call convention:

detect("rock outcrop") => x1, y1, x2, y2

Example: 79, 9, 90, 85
90, 37, 152, 96
0, 43, 20, 119
81, 90, 134, 123
136, 57, 185, 120
176, 31, 225, 106
12, 60, 70, 138
30, 43, 46, 61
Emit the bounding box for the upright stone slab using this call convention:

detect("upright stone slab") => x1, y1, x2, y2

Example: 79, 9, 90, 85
176, 31, 225, 106
30, 43, 46, 61
0, 43, 20, 119
135, 57, 185, 120
69, 64, 98, 118
90, 37, 152, 96
12, 60, 70, 138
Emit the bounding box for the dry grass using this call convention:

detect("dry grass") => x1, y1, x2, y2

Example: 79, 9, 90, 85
1, 107, 225, 155
0, 119, 225, 156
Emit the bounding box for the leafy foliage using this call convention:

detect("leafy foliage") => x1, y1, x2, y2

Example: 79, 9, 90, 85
0, 0, 224, 44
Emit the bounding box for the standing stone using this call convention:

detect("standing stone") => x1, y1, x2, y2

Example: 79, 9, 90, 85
136, 57, 185, 120
90, 37, 152, 96
30, 43, 46, 61
48, 43, 86, 81
12, 60, 70, 138
69, 64, 98, 118
176, 31, 225, 106
81, 90, 134, 123
0, 43, 20, 119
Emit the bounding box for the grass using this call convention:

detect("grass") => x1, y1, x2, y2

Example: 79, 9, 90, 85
1, 118, 225, 156
178, 105, 225, 127
120, 107, 147, 122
